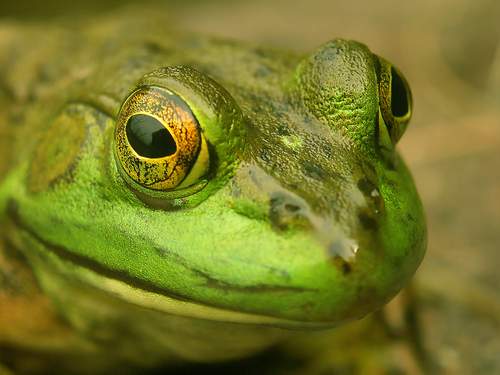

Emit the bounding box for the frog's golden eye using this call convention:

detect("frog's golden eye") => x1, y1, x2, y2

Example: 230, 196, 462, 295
114, 86, 209, 191
377, 58, 413, 145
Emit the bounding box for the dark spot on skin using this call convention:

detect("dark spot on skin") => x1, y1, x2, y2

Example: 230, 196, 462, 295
143, 41, 169, 54
9, 109, 25, 126
154, 247, 170, 258
358, 211, 378, 231
276, 123, 291, 136
284, 182, 299, 191
37, 63, 57, 85
259, 149, 272, 163
253, 47, 269, 58
329, 254, 353, 276
255, 65, 271, 78
406, 212, 416, 223
303, 160, 326, 180
357, 177, 377, 197
342, 262, 352, 275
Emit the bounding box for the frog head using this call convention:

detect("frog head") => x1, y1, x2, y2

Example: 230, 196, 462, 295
4, 37, 425, 327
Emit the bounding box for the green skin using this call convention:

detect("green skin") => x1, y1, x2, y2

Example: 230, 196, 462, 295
0, 12, 425, 372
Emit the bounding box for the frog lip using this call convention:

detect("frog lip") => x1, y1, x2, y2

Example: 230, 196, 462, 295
6, 198, 332, 328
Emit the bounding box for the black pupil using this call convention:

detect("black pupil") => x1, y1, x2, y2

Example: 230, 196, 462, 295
125, 114, 177, 158
390, 67, 409, 117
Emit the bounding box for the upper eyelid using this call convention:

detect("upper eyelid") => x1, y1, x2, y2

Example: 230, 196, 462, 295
67, 92, 122, 118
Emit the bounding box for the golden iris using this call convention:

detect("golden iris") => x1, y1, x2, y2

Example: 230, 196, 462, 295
114, 86, 209, 191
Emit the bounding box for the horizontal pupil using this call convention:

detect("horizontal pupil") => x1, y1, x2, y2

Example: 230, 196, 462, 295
390, 67, 409, 117
125, 114, 177, 158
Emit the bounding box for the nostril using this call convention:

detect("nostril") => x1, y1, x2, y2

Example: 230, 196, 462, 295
269, 193, 310, 231
390, 66, 410, 117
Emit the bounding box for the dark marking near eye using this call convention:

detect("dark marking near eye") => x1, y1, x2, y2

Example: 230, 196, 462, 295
126, 114, 177, 158
358, 211, 378, 231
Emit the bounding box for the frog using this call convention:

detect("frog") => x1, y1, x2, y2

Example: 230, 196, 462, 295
0, 8, 426, 375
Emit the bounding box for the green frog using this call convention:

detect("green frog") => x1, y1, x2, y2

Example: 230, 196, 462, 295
0, 9, 426, 375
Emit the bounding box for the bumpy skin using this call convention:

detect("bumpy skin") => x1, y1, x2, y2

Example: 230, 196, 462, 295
0, 10, 426, 373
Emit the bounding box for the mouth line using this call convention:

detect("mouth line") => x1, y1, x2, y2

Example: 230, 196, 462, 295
6, 198, 328, 327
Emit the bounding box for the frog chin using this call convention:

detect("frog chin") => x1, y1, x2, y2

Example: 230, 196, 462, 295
7, 205, 329, 328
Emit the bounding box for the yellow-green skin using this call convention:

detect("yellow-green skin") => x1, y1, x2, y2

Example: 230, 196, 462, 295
0, 12, 425, 372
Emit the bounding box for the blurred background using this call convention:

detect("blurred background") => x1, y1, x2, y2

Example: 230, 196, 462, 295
1, 0, 499, 373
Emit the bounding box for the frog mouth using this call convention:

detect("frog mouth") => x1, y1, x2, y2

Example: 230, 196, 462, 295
6, 198, 330, 328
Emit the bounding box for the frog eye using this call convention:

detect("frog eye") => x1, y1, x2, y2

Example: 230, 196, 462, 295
114, 86, 209, 192
377, 58, 413, 144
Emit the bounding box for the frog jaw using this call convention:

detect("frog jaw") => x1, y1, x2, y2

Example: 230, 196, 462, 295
6, 139, 425, 327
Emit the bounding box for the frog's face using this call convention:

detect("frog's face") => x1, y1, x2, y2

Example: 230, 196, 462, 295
10, 38, 425, 326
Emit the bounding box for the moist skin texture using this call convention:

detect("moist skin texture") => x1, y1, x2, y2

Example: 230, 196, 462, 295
0, 8, 425, 374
